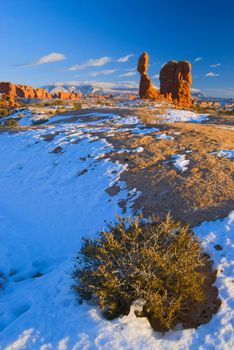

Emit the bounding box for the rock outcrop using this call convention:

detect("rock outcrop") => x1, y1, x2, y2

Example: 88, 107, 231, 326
160, 60, 192, 107
137, 52, 158, 99
0, 82, 16, 106
0, 82, 52, 100
137, 52, 192, 107
52, 91, 82, 100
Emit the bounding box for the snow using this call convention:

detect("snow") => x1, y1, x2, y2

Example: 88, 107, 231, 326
172, 154, 190, 172
131, 127, 160, 135
155, 133, 174, 140
117, 146, 144, 154
0, 108, 51, 126
0, 108, 234, 349
1, 202, 234, 349
159, 109, 209, 123
212, 149, 234, 160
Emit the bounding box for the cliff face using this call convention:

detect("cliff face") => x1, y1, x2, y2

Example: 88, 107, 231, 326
0, 82, 52, 100
137, 52, 192, 107
137, 52, 158, 99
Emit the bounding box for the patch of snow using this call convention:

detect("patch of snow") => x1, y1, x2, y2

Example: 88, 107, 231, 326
159, 109, 209, 123
216, 126, 234, 131
117, 146, 144, 154
117, 116, 139, 125
131, 127, 160, 135
212, 149, 234, 159
155, 133, 174, 140
172, 154, 190, 172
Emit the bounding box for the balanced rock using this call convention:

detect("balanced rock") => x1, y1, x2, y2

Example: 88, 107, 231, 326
137, 52, 158, 99
160, 60, 192, 107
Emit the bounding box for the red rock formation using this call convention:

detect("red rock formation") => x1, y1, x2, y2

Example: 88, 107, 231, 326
0, 82, 52, 100
137, 52, 158, 99
136, 52, 192, 107
0, 82, 16, 106
160, 60, 192, 107
52, 91, 82, 100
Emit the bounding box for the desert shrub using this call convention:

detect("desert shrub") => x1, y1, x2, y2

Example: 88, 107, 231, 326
73, 101, 82, 110
4, 118, 19, 126
73, 215, 211, 331
0, 107, 9, 117
218, 109, 234, 115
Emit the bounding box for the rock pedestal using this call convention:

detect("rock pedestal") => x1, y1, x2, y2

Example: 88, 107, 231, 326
137, 52, 158, 99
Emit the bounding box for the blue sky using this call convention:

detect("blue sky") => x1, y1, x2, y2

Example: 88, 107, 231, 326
0, 0, 234, 97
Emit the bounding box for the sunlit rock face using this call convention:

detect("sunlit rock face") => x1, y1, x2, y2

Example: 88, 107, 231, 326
52, 91, 82, 100
137, 52, 158, 99
137, 52, 192, 107
0, 82, 52, 100
160, 60, 192, 107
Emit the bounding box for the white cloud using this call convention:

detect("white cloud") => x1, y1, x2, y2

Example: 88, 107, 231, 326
152, 74, 160, 79
67, 54, 134, 71
210, 63, 221, 68
35, 53, 66, 65
118, 71, 136, 78
89, 69, 117, 77
117, 54, 134, 63
68, 56, 111, 71
205, 72, 220, 77
194, 57, 203, 62
191, 88, 201, 93
15, 52, 66, 67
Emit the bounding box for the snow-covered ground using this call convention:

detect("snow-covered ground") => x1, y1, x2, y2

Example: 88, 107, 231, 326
172, 154, 190, 172
212, 149, 234, 160
159, 109, 209, 123
0, 110, 233, 349
155, 133, 174, 140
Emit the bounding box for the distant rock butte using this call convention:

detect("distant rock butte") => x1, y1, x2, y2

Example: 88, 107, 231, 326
137, 52, 192, 107
52, 91, 82, 100
0, 82, 83, 103
137, 52, 158, 99
0, 82, 52, 102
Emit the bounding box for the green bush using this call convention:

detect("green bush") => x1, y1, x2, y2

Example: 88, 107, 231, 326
73, 215, 207, 331
73, 102, 82, 110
